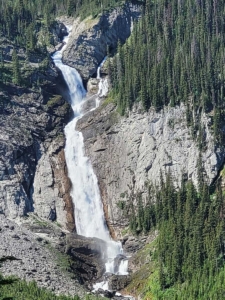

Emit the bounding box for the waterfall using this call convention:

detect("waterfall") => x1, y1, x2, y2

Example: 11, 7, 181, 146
97, 56, 107, 79
118, 259, 129, 275
97, 57, 109, 102
52, 26, 128, 291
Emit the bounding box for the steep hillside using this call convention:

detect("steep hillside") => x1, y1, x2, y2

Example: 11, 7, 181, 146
1, 0, 225, 299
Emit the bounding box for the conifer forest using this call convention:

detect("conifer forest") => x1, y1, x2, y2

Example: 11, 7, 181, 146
1, 0, 225, 299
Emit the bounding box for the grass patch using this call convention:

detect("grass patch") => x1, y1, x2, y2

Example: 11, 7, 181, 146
0, 278, 81, 300
31, 215, 49, 227
83, 16, 99, 30
101, 92, 116, 107
55, 222, 63, 228
124, 239, 157, 298
47, 95, 62, 108
46, 244, 73, 275
121, 227, 129, 236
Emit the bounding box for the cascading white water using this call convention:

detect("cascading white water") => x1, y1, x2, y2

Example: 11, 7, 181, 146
118, 259, 129, 275
97, 56, 107, 79
96, 57, 109, 103
52, 27, 128, 291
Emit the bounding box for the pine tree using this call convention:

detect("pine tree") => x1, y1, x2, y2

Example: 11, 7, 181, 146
12, 48, 21, 86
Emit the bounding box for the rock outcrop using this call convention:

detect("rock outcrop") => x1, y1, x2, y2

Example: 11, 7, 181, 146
66, 233, 106, 283
32, 134, 75, 231
0, 79, 75, 230
62, 2, 141, 80
108, 275, 131, 291
77, 102, 224, 237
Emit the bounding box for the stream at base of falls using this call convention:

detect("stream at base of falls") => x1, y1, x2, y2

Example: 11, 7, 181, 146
52, 26, 130, 295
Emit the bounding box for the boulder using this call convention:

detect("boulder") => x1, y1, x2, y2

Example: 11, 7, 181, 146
66, 233, 107, 283
108, 275, 131, 291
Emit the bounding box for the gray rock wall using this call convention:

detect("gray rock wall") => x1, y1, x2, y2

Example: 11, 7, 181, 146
33, 136, 75, 231
63, 2, 141, 79
77, 103, 224, 238
0, 85, 74, 230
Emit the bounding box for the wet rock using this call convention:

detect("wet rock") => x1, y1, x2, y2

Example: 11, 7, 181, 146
99, 289, 116, 298
113, 255, 128, 274
87, 78, 99, 94
81, 97, 97, 114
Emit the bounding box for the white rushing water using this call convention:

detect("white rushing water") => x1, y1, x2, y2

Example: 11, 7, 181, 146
96, 57, 109, 102
52, 26, 128, 290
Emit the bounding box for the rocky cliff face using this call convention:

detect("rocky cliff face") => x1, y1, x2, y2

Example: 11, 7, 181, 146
62, 2, 141, 80
0, 82, 75, 229
0, 20, 77, 230
77, 101, 224, 237
32, 134, 75, 231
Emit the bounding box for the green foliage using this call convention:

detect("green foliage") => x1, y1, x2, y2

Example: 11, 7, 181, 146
0, 257, 105, 300
110, 0, 225, 142
132, 175, 225, 299
102, 91, 116, 107
0, 279, 80, 300
12, 48, 21, 85
0, 0, 138, 89
0, 0, 55, 48
125, 242, 156, 297
0, 63, 13, 86
117, 200, 126, 210
71, 0, 128, 20
47, 95, 62, 108
0, 0, 134, 49
128, 186, 156, 235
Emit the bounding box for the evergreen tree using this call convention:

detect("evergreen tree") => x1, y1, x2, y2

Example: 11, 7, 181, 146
12, 48, 21, 86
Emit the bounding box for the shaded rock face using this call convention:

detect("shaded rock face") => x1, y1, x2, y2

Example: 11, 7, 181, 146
50, 21, 68, 46
66, 233, 106, 284
63, 2, 141, 80
108, 275, 131, 291
77, 103, 224, 237
122, 235, 151, 256
32, 135, 75, 231
0, 79, 74, 230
